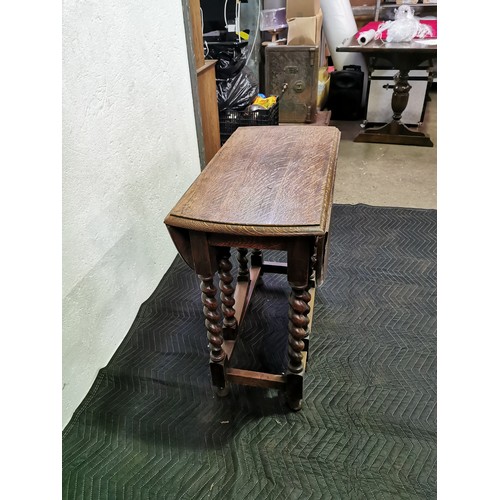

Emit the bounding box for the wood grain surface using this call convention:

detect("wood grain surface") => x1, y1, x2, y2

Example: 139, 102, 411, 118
165, 126, 341, 236
196, 60, 221, 164
189, 0, 205, 70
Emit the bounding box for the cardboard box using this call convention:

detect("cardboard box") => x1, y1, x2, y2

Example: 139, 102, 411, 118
287, 9, 323, 45
286, 0, 320, 18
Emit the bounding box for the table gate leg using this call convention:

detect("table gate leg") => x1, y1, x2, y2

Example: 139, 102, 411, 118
218, 248, 237, 340
286, 285, 311, 411
199, 274, 227, 393
302, 238, 319, 366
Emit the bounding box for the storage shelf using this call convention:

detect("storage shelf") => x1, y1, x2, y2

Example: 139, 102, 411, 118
352, 6, 377, 16
375, 1, 437, 21
379, 3, 437, 8
353, 2, 438, 22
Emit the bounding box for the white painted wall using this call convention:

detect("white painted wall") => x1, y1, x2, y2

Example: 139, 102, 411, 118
62, 0, 201, 428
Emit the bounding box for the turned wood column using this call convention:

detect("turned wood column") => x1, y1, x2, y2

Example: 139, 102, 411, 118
190, 231, 226, 389
237, 248, 249, 282
287, 286, 311, 374
199, 275, 224, 363
286, 238, 313, 410
302, 237, 319, 356
198, 274, 226, 389
391, 69, 412, 123
218, 248, 237, 340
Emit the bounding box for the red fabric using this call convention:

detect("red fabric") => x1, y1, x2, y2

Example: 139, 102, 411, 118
357, 20, 437, 40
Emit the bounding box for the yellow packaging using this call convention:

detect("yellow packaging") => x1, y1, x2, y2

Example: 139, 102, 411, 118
252, 95, 277, 109
317, 67, 330, 110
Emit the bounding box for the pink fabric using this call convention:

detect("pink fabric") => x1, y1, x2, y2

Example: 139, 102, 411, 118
357, 20, 437, 40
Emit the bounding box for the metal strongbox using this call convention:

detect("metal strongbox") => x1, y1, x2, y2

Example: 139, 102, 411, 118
265, 45, 319, 123
366, 69, 431, 126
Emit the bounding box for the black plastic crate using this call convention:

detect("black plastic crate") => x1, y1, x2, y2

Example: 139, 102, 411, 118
219, 103, 279, 145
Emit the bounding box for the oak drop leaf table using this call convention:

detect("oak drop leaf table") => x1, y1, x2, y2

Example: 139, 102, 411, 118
165, 126, 341, 410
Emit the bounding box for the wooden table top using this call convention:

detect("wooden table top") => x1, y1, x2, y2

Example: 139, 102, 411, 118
165, 126, 341, 237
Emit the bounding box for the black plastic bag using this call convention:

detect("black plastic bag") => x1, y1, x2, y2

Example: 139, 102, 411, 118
216, 68, 258, 112
208, 45, 247, 80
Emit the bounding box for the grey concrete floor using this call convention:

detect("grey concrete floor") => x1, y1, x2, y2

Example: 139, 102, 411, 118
330, 87, 437, 209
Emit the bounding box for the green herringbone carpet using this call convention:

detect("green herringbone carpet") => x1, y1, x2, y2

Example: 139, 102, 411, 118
63, 204, 437, 499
